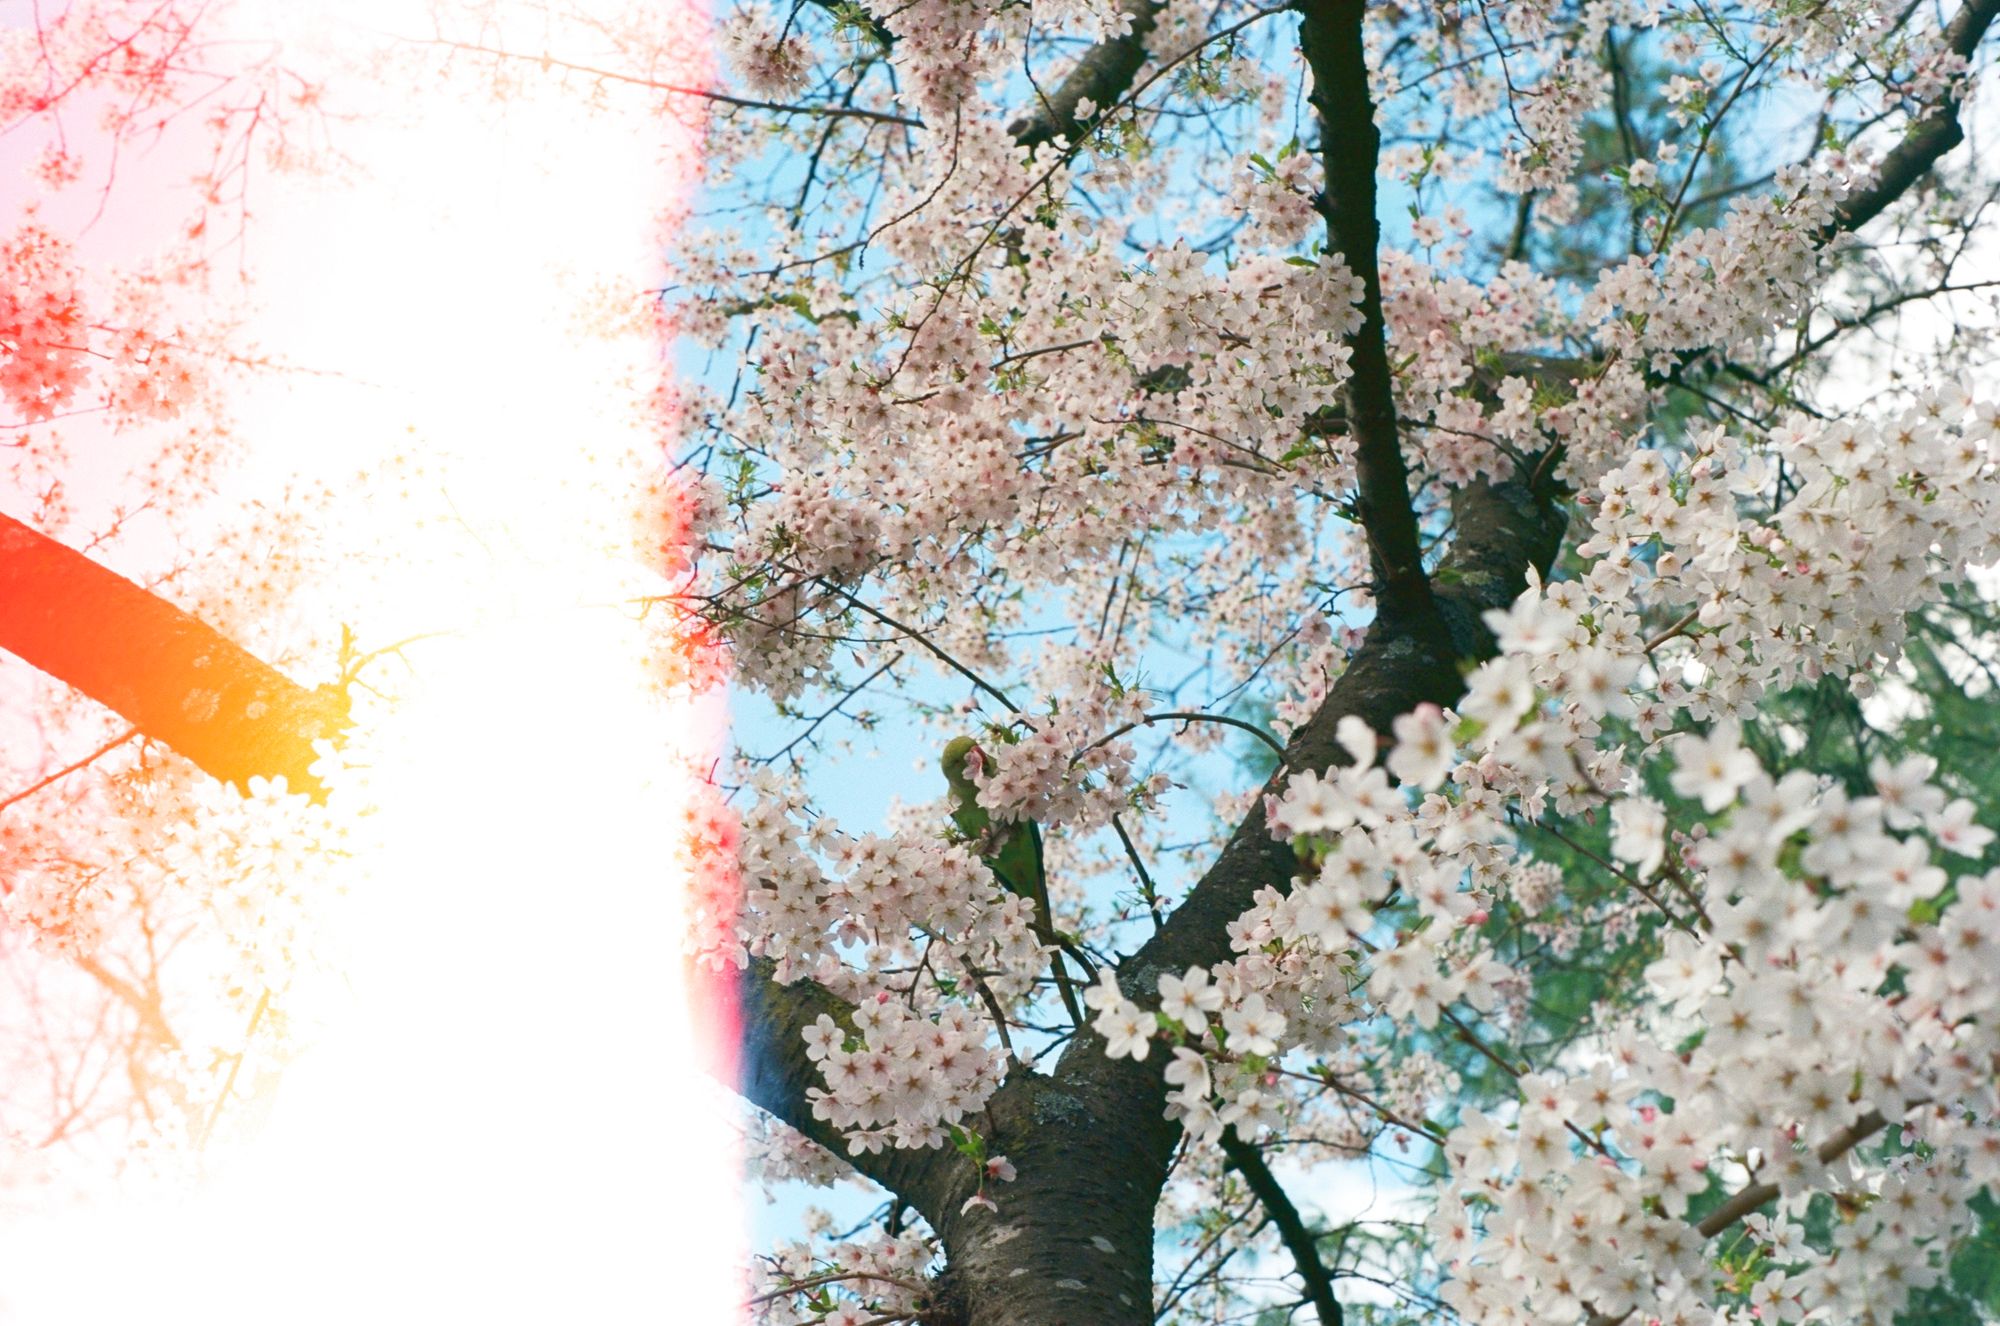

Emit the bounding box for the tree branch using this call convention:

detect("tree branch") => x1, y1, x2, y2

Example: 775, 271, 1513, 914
73, 953, 179, 1049
804, 0, 896, 52
1220, 1126, 1343, 1326
979, 465, 1567, 1325
0, 725, 139, 812
0, 511, 347, 801
1694, 1108, 1890, 1238
730, 956, 961, 1212
1295, 0, 1431, 618
1586, 1108, 1897, 1326
1831, 0, 2000, 235
1007, 0, 1162, 148
1123, 467, 1568, 990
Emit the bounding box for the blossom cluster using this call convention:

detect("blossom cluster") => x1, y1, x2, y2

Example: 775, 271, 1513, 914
1084, 715, 1519, 1134
1428, 733, 2000, 1325
1575, 402, 2000, 706
1086, 965, 1297, 1142
684, 201, 1371, 702
0, 225, 89, 423
1075, 621, 2000, 1321
952, 702, 1148, 833
737, 774, 1057, 1152
719, 4, 813, 98
802, 998, 1009, 1153
738, 773, 1050, 998
750, 1218, 935, 1326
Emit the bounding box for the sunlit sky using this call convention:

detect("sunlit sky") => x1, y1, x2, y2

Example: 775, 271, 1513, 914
1, 2, 743, 1320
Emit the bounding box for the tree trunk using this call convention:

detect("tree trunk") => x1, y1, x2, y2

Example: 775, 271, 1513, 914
932, 1062, 1172, 1326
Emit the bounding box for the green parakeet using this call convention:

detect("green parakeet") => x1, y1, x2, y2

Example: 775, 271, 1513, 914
941, 735, 1085, 1026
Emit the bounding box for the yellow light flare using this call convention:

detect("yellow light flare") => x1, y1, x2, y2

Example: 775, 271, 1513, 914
5, 1, 742, 1320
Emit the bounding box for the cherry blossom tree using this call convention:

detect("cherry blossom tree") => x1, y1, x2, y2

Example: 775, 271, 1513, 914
9, 0, 2000, 1322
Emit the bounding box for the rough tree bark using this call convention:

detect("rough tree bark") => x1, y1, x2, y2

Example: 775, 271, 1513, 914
1006, 0, 1163, 149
